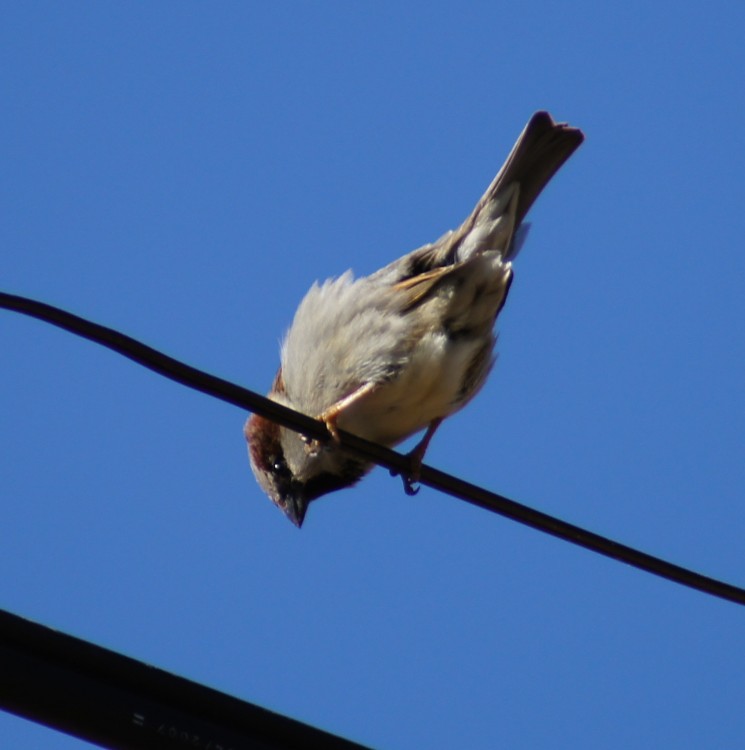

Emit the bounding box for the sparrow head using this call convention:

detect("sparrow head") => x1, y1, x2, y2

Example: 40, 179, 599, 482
244, 372, 369, 526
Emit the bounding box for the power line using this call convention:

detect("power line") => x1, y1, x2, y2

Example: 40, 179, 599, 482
2, 290, 744, 607
0, 607, 371, 749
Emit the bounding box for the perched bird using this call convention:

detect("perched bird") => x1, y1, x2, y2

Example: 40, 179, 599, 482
245, 111, 583, 526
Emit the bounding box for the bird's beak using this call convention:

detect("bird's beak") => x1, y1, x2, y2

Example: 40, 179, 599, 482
283, 490, 309, 528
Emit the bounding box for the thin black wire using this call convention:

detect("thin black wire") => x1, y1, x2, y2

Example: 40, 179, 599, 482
2, 290, 744, 606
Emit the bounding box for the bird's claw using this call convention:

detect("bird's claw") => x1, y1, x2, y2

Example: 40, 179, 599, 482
402, 476, 421, 496
390, 454, 423, 496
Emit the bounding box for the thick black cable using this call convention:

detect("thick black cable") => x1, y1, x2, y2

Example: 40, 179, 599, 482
2, 290, 744, 606
0, 607, 371, 749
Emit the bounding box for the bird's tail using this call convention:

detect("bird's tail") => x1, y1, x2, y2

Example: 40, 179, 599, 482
454, 111, 584, 262
370, 112, 583, 285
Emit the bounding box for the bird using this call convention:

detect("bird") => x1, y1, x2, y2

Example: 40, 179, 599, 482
245, 111, 583, 526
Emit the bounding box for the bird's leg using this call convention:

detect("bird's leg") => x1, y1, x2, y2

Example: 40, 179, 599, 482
408, 417, 443, 474
393, 417, 443, 495
305, 382, 378, 453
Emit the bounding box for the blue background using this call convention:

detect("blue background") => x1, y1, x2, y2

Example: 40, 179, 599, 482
2, 3, 744, 748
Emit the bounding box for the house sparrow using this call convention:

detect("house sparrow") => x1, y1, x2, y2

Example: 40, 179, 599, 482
245, 111, 583, 526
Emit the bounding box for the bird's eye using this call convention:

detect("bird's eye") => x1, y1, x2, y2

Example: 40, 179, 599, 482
272, 456, 292, 480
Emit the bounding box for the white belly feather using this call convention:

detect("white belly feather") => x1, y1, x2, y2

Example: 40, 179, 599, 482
336, 330, 483, 447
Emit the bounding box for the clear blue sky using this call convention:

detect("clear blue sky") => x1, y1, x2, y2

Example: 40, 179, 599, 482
2, 3, 745, 748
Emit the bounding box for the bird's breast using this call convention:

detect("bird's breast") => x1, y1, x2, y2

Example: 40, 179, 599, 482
336, 330, 491, 447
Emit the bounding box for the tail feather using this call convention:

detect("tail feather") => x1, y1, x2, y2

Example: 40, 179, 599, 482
485, 111, 584, 229
458, 111, 584, 262
372, 112, 583, 283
